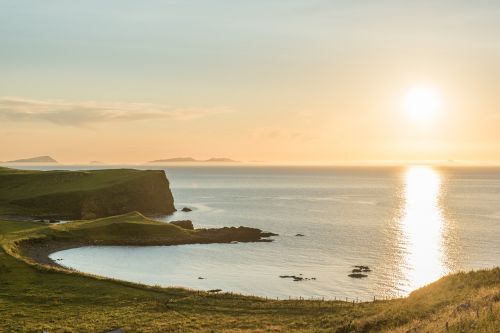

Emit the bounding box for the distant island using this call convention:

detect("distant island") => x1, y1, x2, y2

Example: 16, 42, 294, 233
149, 157, 238, 163
2, 155, 58, 163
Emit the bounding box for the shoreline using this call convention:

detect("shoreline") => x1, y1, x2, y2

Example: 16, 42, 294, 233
21, 240, 88, 268
18, 227, 278, 269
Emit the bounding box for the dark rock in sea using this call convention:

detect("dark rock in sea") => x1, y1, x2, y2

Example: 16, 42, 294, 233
181, 207, 192, 212
207, 289, 222, 293
279, 275, 316, 282
170, 220, 194, 230
49, 219, 59, 223
195, 226, 277, 243
348, 273, 368, 278
354, 265, 370, 270
295, 233, 305, 237
352, 265, 372, 273
198, 277, 205, 280
260, 231, 279, 238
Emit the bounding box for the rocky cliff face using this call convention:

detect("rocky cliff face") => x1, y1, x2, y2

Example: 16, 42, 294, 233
77, 170, 176, 219
8, 169, 176, 219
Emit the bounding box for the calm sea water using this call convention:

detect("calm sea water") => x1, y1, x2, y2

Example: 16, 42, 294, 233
39, 165, 500, 300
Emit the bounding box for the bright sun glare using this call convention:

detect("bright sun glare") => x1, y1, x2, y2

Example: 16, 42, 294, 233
403, 86, 441, 121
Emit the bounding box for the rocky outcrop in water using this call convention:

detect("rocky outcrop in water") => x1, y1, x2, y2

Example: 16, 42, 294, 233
280, 274, 316, 281
170, 220, 194, 230
348, 273, 368, 278
348, 265, 372, 278
196, 227, 278, 243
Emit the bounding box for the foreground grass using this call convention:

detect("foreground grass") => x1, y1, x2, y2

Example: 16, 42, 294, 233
0, 218, 499, 332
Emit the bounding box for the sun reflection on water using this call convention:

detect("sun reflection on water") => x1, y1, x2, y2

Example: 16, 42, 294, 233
398, 166, 448, 293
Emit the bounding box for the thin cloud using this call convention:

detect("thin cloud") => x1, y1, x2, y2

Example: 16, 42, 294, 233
0, 97, 232, 127
257, 128, 319, 143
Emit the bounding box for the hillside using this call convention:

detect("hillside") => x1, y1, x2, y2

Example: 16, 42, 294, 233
0, 167, 175, 219
0, 216, 498, 332
13, 212, 276, 266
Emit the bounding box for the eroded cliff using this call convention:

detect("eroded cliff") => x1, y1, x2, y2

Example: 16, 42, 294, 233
0, 167, 175, 219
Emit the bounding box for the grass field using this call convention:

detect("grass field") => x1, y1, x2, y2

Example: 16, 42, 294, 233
7, 212, 275, 269
0, 167, 175, 219
1, 216, 499, 332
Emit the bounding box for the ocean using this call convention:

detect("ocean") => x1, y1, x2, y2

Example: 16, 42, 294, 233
42, 165, 500, 300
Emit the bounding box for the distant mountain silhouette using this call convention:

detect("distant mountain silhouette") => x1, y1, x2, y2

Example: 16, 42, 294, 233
4, 156, 58, 163
149, 157, 198, 163
149, 157, 238, 163
205, 157, 238, 162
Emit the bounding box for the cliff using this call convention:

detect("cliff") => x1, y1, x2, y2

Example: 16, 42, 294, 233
0, 167, 175, 219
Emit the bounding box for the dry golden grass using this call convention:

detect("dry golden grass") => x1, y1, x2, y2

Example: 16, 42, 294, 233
0, 217, 498, 332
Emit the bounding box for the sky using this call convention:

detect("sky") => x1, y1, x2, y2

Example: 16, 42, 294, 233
1, 0, 499, 164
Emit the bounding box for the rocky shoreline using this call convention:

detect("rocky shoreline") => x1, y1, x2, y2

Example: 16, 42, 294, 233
19, 225, 278, 268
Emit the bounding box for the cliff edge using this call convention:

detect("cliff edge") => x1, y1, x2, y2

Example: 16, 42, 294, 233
0, 167, 175, 219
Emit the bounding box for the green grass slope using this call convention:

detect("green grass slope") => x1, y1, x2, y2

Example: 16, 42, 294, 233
5, 212, 275, 268
0, 217, 498, 332
0, 167, 175, 219
41, 212, 193, 244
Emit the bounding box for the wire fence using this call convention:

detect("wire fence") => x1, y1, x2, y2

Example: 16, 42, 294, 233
196, 290, 399, 304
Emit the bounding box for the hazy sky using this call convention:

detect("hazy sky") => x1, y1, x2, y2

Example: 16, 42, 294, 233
1, 1, 499, 164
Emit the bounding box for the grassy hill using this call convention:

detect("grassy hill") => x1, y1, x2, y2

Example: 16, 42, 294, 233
0, 216, 498, 332
9, 212, 275, 267
0, 167, 175, 219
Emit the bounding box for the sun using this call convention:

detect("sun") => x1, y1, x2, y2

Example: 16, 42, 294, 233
403, 86, 441, 121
